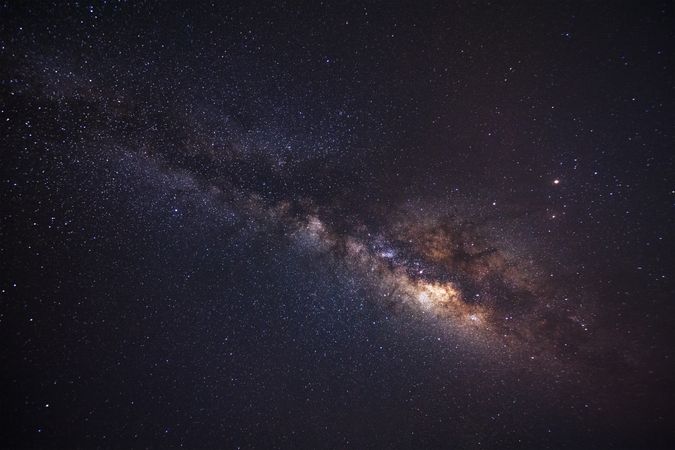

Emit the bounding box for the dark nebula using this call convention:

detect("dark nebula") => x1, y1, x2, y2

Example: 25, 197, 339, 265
1, 2, 674, 448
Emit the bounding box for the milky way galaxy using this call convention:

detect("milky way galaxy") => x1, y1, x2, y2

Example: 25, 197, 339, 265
2, 2, 674, 449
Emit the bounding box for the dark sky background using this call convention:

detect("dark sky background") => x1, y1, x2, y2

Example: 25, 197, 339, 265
1, 1, 674, 448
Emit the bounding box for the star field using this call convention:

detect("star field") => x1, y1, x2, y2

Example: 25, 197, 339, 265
1, 2, 674, 448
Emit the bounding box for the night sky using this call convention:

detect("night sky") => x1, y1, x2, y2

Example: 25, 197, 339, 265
1, 1, 674, 448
